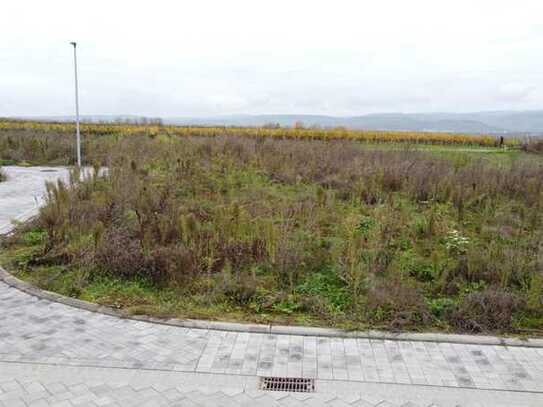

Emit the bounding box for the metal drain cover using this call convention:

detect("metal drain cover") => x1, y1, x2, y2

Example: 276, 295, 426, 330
259, 376, 315, 393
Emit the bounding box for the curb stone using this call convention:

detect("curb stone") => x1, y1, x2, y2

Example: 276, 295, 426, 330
1, 266, 542, 347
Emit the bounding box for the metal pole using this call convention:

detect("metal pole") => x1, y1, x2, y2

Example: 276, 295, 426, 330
70, 41, 81, 167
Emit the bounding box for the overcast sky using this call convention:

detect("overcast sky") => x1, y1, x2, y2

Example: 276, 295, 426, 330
1, 0, 543, 117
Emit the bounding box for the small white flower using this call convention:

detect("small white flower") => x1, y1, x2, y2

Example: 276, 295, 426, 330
445, 230, 470, 253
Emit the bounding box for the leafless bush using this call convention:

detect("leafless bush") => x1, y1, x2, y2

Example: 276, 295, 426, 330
521, 139, 543, 154
448, 289, 523, 332
366, 278, 431, 329
94, 228, 147, 279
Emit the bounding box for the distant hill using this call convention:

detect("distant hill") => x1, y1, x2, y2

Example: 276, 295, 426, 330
13, 110, 543, 135
165, 111, 543, 134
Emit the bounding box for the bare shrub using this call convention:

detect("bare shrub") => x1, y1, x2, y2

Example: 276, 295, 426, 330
217, 261, 258, 305
366, 278, 431, 329
448, 288, 523, 333
148, 244, 197, 285
521, 139, 543, 154
94, 228, 147, 279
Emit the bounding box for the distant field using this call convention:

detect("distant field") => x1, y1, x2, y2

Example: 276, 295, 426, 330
0, 118, 518, 148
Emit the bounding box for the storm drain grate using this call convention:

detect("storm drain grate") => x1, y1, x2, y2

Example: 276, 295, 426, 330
259, 376, 315, 393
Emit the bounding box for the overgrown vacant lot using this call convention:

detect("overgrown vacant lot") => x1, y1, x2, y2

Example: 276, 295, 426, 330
1, 131, 543, 334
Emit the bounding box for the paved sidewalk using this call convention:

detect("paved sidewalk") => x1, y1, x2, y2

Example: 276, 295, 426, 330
1, 167, 542, 406
2, 362, 542, 407
0, 167, 70, 234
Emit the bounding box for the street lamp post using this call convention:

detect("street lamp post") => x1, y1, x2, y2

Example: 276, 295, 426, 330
70, 41, 81, 167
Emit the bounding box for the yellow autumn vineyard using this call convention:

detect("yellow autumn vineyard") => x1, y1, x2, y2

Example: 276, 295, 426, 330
0, 118, 518, 147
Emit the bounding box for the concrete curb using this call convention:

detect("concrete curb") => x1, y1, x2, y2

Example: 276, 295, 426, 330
1, 266, 542, 347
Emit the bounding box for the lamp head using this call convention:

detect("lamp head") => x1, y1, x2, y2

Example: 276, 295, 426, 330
70, 42, 77, 47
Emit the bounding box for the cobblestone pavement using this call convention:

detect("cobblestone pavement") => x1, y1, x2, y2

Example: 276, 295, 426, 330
1, 167, 542, 406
